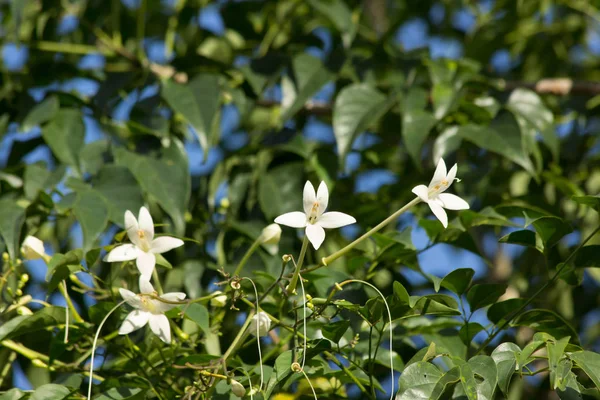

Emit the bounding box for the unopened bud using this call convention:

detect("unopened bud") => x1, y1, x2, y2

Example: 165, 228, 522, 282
291, 362, 302, 372
230, 280, 241, 290
17, 306, 33, 315
305, 294, 312, 301
21, 236, 46, 260
15, 289, 22, 296
178, 330, 190, 340
258, 224, 282, 255
20, 274, 29, 283
210, 291, 228, 307
249, 311, 271, 337
220, 198, 230, 209
282, 254, 292, 263
230, 379, 246, 398
2, 252, 9, 261
307, 302, 314, 310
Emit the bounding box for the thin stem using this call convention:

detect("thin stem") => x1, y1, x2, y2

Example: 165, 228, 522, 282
63, 282, 69, 343
300, 369, 317, 400
233, 240, 261, 277
0, 351, 16, 387
241, 278, 264, 391
88, 300, 126, 400
152, 269, 164, 295
475, 224, 600, 355
298, 273, 308, 370
287, 236, 309, 295
319, 197, 421, 269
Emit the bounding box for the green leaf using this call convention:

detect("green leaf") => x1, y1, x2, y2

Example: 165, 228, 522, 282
93, 388, 145, 399
525, 214, 573, 249
114, 140, 190, 234
453, 359, 478, 400
499, 229, 543, 252
433, 126, 462, 162
333, 83, 390, 166
459, 323, 485, 346
24, 163, 66, 200
512, 309, 578, 341
491, 342, 520, 396
280, 53, 334, 121
307, 0, 354, 42
466, 283, 506, 311
402, 88, 437, 166
182, 303, 209, 333
0, 198, 26, 260
81, 140, 109, 176
264, 350, 293, 398
258, 162, 303, 220
557, 369, 582, 400
397, 361, 443, 400
0, 388, 25, 400
41, 109, 85, 170
321, 320, 350, 343
393, 281, 410, 303
46, 250, 84, 293
161, 74, 221, 158
569, 351, 600, 389
92, 165, 144, 225
487, 298, 528, 324
548, 336, 571, 389
30, 384, 70, 400
574, 245, 600, 268
431, 83, 456, 119
0, 307, 66, 341
439, 268, 474, 295
73, 189, 109, 251
506, 88, 557, 160
457, 114, 535, 176
572, 195, 600, 213
22, 95, 60, 130
468, 355, 498, 400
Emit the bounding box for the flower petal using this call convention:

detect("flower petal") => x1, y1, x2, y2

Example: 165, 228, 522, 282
305, 224, 325, 250
428, 201, 448, 228
157, 292, 187, 312
430, 158, 447, 187
21, 236, 46, 260
438, 193, 469, 210
125, 210, 141, 248
136, 251, 156, 281
303, 181, 316, 214
119, 310, 149, 335
104, 244, 138, 262
139, 277, 155, 294
151, 236, 184, 254
138, 207, 154, 241
446, 163, 457, 186
274, 212, 307, 228
316, 181, 329, 217
411, 185, 429, 202
149, 314, 171, 344
318, 212, 356, 229
119, 288, 142, 308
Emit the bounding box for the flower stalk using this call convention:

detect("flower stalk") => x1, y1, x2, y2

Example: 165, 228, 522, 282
286, 236, 309, 295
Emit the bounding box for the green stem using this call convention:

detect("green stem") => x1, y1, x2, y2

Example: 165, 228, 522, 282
475, 224, 600, 355
286, 236, 309, 295
152, 269, 164, 295
59, 279, 84, 323
0, 351, 16, 387
319, 197, 421, 269
233, 239, 261, 277
31, 41, 114, 55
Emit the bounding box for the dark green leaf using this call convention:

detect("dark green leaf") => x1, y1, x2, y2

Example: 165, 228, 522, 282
572, 195, 600, 213
393, 281, 410, 303
487, 298, 528, 324
574, 245, 600, 268
333, 83, 390, 165
0, 307, 66, 341
548, 336, 571, 389
439, 268, 474, 295
526, 214, 573, 249
459, 323, 485, 346
92, 165, 144, 225
93, 388, 145, 400
0, 198, 26, 260
22, 95, 59, 130
467, 283, 507, 311
402, 88, 437, 166
73, 189, 109, 251
182, 303, 209, 332
513, 309, 578, 341
321, 320, 350, 343
258, 162, 303, 220
41, 109, 85, 170
499, 229, 542, 252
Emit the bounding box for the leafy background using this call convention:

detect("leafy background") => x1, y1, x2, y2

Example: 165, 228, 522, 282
1, 0, 600, 399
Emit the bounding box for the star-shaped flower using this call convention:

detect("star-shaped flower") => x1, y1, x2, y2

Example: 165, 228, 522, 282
104, 207, 184, 280
118, 278, 186, 344
275, 181, 356, 250
412, 158, 469, 228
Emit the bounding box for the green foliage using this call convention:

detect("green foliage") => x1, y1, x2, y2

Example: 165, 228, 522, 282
1, 0, 600, 399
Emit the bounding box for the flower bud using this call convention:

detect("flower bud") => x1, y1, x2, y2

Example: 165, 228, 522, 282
210, 291, 228, 307
230, 379, 246, 398
282, 254, 292, 263
258, 224, 281, 255
249, 311, 271, 337
21, 236, 46, 260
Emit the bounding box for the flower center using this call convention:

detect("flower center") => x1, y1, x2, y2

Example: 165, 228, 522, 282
137, 229, 151, 251
429, 179, 449, 196
139, 292, 160, 313
307, 202, 320, 224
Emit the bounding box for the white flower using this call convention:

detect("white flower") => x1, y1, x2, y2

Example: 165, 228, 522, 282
210, 290, 228, 307
21, 236, 46, 260
258, 223, 282, 255
118, 278, 186, 344
230, 380, 246, 398
274, 181, 356, 250
249, 311, 271, 337
104, 207, 184, 281
412, 158, 469, 228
